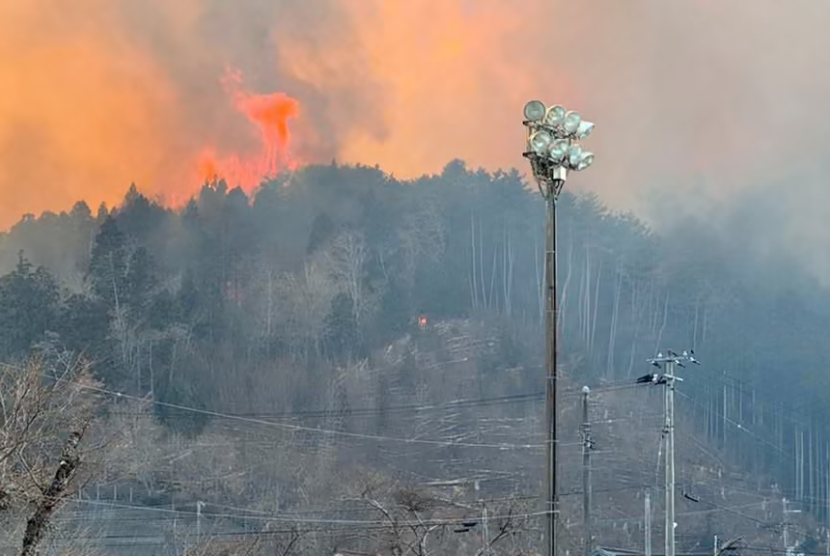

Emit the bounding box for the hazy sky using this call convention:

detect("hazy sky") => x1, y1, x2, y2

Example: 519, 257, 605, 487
2, 1, 829, 278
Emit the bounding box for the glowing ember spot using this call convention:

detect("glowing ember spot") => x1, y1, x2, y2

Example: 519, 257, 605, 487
197, 69, 300, 192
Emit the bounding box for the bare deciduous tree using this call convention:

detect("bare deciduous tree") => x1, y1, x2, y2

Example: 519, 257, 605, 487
398, 200, 446, 287
0, 357, 101, 555
322, 231, 377, 332
333, 471, 537, 556
276, 261, 338, 360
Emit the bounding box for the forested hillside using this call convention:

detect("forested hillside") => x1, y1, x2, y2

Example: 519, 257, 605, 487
1, 160, 829, 553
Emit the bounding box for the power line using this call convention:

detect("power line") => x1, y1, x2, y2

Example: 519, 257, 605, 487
47, 376, 547, 450
684, 364, 818, 427
60, 497, 547, 526
105, 381, 648, 421
54, 482, 661, 528
109, 391, 547, 420
675, 389, 788, 457
40, 371, 657, 450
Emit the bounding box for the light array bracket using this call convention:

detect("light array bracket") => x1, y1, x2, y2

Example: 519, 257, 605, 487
523, 151, 566, 201
522, 113, 582, 202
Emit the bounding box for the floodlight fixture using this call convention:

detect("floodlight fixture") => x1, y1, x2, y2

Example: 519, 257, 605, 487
529, 131, 553, 154
563, 111, 582, 134
548, 139, 569, 163
524, 100, 547, 122
574, 152, 594, 171
576, 121, 595, 139
544, 104, 566, 126
567, 144, 584, 167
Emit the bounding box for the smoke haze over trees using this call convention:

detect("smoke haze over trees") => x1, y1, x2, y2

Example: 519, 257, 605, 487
1, 160, 830, 553
6, 1, 830, 287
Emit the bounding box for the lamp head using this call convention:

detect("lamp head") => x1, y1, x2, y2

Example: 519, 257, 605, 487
563, 111, 582, 134
548, 139, 569, 163
567, 144, 584, 167
544, 104, 566, 126
523, 100, 546, 122
576, 121, 595, 139
574, 152, 594, 171
528, 131, 552, 155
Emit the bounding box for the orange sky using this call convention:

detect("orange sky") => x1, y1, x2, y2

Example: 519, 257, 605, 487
2, 1, 830, 237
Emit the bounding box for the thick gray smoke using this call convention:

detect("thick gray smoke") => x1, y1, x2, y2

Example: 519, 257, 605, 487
2, 0, 830, 282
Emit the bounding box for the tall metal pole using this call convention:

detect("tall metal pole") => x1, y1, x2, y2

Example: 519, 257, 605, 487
665, 360, 676, 556
545, 183, 560, 556
523, 99, 595, 556
582, 386, 592, 556
645, 489, 652, 556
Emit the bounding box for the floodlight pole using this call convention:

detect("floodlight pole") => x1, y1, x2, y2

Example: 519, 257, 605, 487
529, 156, 566, 556
545, 173, 564, 556
524, 100, 594, 556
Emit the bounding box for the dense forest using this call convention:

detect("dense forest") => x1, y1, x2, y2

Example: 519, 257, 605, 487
1, 160, 830, 553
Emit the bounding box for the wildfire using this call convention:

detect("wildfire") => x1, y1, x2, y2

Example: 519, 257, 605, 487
197, 69, 300, 192
2, 0, 828, 230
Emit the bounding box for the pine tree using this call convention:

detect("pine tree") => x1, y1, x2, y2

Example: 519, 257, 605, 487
0, 252, 60, 358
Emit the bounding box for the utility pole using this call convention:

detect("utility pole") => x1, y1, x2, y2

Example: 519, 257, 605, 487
639, 350, 700, 556
645, 489, 652, 556
714, 535, 718, 556
582, 386, 593, 556
476, 480, 490, 549
196, 500, 204, 547
665, 357, 676, 556
783, 497, 801, 556
523, 99, 596, 556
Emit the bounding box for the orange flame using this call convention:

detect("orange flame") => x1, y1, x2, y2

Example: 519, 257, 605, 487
197, 69, 300, 193
3, 0, 830, 231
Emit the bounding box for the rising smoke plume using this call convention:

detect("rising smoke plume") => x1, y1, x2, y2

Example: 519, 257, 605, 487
2, 1, 830, 278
